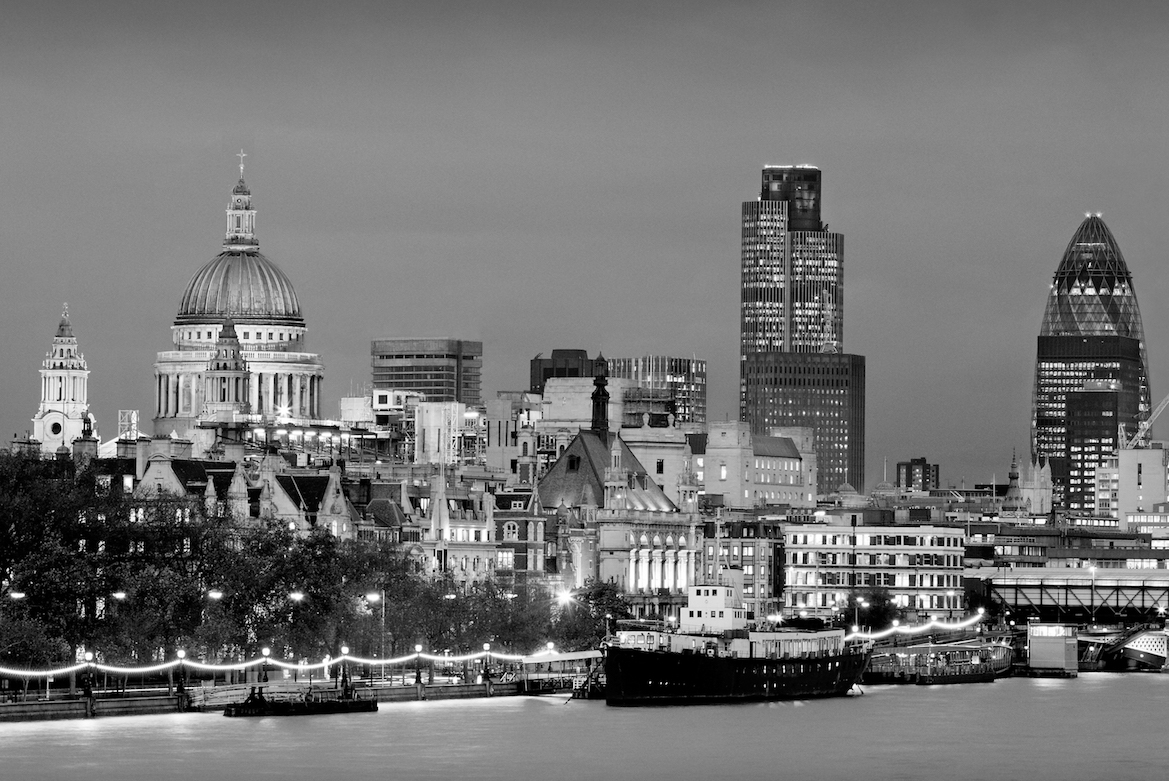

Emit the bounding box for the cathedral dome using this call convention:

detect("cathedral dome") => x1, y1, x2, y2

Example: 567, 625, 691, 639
175, 250, 303, 327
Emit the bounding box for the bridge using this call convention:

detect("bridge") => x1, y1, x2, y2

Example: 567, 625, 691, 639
969, 567, 1169, 623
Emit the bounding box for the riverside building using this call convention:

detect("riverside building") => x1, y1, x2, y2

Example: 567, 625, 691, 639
783, 523, 965, 620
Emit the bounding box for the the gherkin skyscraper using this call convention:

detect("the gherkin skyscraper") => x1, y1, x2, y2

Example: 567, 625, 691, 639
1031, 214, 1150, 512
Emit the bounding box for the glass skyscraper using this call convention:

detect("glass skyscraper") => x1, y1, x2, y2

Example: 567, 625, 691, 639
1031, 214, 1150, 511
740, 166, 864, 493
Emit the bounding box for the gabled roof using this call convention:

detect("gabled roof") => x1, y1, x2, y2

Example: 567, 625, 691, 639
275, 474, 331, 512
366, 497, 408, 528
539, 430, 676, 512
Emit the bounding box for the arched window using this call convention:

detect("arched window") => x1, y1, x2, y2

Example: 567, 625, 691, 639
503, 522, 519, 541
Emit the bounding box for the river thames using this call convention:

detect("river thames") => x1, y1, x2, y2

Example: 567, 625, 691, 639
5, 673, 1166, 780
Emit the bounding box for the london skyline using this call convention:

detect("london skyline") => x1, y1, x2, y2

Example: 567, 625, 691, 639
5, 1, 1169, 490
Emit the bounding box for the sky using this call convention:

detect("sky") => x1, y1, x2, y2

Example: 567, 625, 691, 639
3, 0, 1169, 491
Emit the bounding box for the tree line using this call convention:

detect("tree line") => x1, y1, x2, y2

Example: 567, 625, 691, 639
0, 452, 626, 672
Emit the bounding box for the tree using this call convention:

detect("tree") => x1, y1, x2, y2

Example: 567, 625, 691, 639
551, 580, 631, 651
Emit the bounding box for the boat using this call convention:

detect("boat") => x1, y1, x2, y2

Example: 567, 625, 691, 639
862, 639, 1012, 686
603, 584, 871, 706
223, 685, 377, 717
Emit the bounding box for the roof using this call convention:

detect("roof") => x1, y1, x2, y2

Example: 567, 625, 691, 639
275, 474, 331, 512
753, 436, 800, 459
366, 497, 409, 528
538, 430, 677, 512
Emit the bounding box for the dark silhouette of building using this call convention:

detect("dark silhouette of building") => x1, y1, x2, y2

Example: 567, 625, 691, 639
529, 349, 607, 395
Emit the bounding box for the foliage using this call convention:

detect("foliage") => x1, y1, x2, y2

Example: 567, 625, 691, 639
0, 452, 588, 668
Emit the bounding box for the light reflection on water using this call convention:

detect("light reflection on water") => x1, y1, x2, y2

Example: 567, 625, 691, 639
4, 673, 1167, 781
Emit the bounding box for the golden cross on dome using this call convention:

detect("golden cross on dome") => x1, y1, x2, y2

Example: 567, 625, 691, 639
236, 149, 247, 178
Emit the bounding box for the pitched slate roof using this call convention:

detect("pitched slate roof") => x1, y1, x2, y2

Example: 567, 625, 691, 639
538, 430, 676, 512
753, 436, 800, 459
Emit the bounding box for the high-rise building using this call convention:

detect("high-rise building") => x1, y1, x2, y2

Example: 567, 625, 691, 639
740, 165, 864, 492
896, 457, 940, 492
1031, 215, 1150, 506
740, 165, 843, 360
741, 352, 864, 492
1065, 380, 1122, 516
529, 349, 607, 394
607, 355, 707, 424
371, 338, 483, 406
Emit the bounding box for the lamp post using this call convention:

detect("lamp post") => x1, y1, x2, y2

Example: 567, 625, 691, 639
414, 644, 423, 685
483, 642, 491, 678
175, 649, 187, 707
366, 590, 386, 681
261, 647, 270, 684
340, 645, 350, 697
1089, 565, 1097, 625
946, 590, 956, 621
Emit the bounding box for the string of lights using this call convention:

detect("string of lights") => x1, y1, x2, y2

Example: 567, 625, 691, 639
844, 613, 983, 641
0, 648, 541, 680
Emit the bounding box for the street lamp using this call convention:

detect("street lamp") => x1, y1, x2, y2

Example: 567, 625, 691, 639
946, 590, 956, 621
366, 590, 386, 680
414, 644, 423, 685
261, 647, 270, 684
1089, 565, 1097, 625
176, 649, 187, 696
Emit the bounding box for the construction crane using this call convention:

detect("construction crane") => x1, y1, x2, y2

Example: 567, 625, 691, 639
1120, 392, 1169, 450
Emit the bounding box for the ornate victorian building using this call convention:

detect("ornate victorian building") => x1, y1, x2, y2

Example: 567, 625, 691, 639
32, 305, 96, 456
153, 166, 325, 455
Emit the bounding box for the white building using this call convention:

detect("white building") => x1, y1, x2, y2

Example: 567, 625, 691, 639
153, 165, 325, 455
32, 305, 97, 456
784, 523, 966, 620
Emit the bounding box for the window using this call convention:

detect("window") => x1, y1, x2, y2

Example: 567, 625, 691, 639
567, 455, 581, 471
720, 464, 727, 481
656, 459, 664, 475
503, 522, 519, 540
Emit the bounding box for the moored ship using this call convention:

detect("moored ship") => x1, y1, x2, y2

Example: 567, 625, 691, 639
604, 584, 870, 706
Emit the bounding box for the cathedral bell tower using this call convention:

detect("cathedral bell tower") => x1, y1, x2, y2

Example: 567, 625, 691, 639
33, 304, 95, 456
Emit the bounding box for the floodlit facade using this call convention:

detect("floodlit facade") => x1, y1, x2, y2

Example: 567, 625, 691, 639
1032, 215, 1151, 506
607, 355, 708, 425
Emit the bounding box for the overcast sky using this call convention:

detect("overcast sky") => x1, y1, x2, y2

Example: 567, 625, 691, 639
3, 0, 1169, 490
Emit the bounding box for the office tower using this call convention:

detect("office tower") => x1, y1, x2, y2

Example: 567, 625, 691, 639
371, 338, 483, 406
1065, 380, 1122, 516
896, 457, 940, 492
741, 352, 864, 493
740, 166, 843, 360
529, 349, 607, 394
1031, 214, 1150, 506
740, 165, 864, 492
607, 355, 707, 424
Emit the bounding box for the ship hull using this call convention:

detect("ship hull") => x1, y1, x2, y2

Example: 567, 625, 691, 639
604, 646, 870, 706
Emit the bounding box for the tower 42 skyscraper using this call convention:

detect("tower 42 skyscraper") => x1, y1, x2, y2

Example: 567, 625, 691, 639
1032, 214, 1150, 510
740, 166, 864, 493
